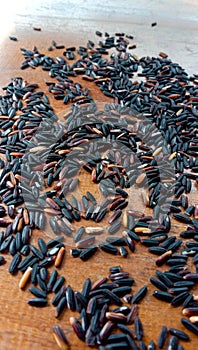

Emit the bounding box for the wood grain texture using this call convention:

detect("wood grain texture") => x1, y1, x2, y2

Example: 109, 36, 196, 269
0, 1, 198, 349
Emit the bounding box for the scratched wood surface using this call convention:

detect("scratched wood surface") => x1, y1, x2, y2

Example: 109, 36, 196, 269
0, 1, 198, 349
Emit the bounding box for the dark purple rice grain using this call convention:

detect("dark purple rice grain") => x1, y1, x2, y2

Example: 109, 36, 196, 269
38, 256, 55, 268
9, 253, 21, 274
150, 277, 167, 292
168, 287, 189, 294
126, 305, 138, 324
109, 266, 121, 274
106, 311, 127, 323
86, 297, 97, 316
127, 230, 140, 242
164, 272, 183, 282
167, 335, 178, 350
38, 237, 47, 256
109, 272, 129, 281
21, 226, 31, 245
66, 285, 76, 311
52, 276, 65, 294
80, 247, 98, 261
167, 239, 182, 253
158, 325, 168, 349
9, 239, 17, 256
173, 214, 192, 225
134, 316, 144, 341
119, 246, 128, 257
91, 277, 108, 291
0, 235, 13, 252
112, 286, 131, 297
171, 292, 190, 307
153, 290, 173, 303
166, 258, 187, 266
123, 294, 133, 304
82, 278, 91, 299
141, 239, 159, 247
80, 308, 89, 333
52, 286, 66, 307
183, 294, 194, 308
99, 320, 115, 341
37, 275, 47, 292
106, 237, 126, 246
30, 245, 44, 260
99, 242, 118, 255
31, 263, 38, 285
123, 234, 135, 252
181, 318, 198, 335
39, 267, 48, 281
168, 328, 190, 341
15, 232, 23, 251
113, 279, 134, 289
161, 236, 176, 249
70, 317, 86, 341
148, 247, 167, 255
87, 313, 100, 343
103, 289, 123, 306
132, 286, 148, 304
28, 297, 47, 307
99, 303, 108, 328
29, 286, 47, 298
56, 296, 67, 318
20, 245, 30, 256
184, 273, 198, 281
75, 292, 87, 312
156, 270, 173, 288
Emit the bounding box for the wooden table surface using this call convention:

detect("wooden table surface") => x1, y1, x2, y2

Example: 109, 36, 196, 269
0, 1, 198, 349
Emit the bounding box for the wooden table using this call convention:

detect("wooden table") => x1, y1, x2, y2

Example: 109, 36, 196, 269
0, 1, 197, 349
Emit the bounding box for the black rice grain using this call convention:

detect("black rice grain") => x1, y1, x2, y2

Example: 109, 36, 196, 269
132, 286, 147, 304
28, 298, 47, 307
134, 316, 144, 341
169, 328, 190, 341
158, 325, 168, 348
181, 318, 198, 335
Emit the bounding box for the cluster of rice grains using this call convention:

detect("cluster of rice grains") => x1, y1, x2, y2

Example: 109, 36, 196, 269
0, 30, 197, 349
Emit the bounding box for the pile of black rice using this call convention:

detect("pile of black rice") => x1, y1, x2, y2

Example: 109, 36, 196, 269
0, 31, 197, 349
